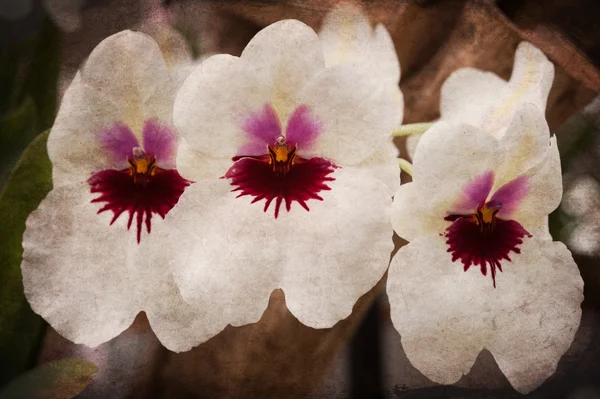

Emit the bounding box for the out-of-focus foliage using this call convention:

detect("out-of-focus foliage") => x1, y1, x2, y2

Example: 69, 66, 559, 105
0, 132, 51, 387
0, 358, 97, 399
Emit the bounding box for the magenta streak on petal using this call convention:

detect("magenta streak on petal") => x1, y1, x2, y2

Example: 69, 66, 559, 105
491, 175, 529, 218
99, 123, 139, 164
285, 105, 322, 150
88, 168, 191, 243
224, 156, 336, 218
241, 103, 282, 155
453, 170, 495, 214
142, 119, 178, 169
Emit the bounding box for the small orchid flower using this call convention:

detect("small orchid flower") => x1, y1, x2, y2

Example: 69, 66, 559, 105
20, 31, 214, 352
157, 19, 402, 332
387, 102, 584, 393
404, 41, 554, 159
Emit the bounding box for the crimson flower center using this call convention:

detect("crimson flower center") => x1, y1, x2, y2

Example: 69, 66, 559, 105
225, 135, 336, 218
444, 200, 531, 287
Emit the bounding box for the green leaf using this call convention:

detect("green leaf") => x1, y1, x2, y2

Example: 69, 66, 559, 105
0, 359, 97, 399
20, 17, 62, 130
0, 131, 52, 387
0, 97, 40, 189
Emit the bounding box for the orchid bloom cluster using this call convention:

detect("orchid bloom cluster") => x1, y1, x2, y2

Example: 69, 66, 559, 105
19, 2, 583, 393
388, 44, 583, 393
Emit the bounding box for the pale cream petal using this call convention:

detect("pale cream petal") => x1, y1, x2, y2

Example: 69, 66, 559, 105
173, 54, 271, 172
391, 182, 447, 242
387, 235, 490, 385
405, 133, 421, 161
367, 24, 401, 86
494, 103, 551, 189
511, 136, 562, 235
488, 239, 583, 393
319, 3, 371, 66
241, 20, 325, 122
412, 122, 504, 213
174, 138, 231, 181
299, 62, 401, 165
280, 166, 394, 328
81, 30, 176, 137
163, 181, 277, 329
481, 42, 554, 138
48, 73, 122, 185
168, 167, 393, 329
21, 182, 140, 347
440, 67, 507, 127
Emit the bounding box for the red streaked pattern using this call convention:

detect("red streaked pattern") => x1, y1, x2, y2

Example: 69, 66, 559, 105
444, 211, 531, 288
88, 168, 191, 243
224, 156, 336, 218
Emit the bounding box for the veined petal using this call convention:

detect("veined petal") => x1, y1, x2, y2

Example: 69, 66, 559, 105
388, 235, 490, 385
510, 136, 562, 235
391, 183, 447, 241
412, 122, 504, 213
173, 54, 272, 176
48, 73, 122, 184
21, 183, 140, 347
299, 63, 401, 165
80, 31, 176, 137
241, 20, 325, 122
440, 67, 507, 127
280, 166, 393, 328
487, 239, 583, 393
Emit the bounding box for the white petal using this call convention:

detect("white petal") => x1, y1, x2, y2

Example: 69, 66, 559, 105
81, 30, 176, 137
480, 42, 554, 137
319, 3, 371, 67
21, 183, 139, 347
440, 67, 507, 127
494, 102, 551, 189
299, 62, 401, 165
161, 180, 277, 329
174, 137, 231, 181
142, 272, 226, 352
367, 24, 401, 86
280, 166, 394, 328
412, 122, 504, 213
488, 239, 583, 393
137, 22, 193, 71
168, 167, 393, 329
241, 20, 325, 122
48, 73, 122, 185
512, 136, 562, 235
173, 54, 271, 170
391, 182, 447, 241
387, 235, 490, 385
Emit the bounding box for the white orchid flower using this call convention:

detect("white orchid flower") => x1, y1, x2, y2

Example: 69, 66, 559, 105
405, 41, 554, 159
155, 19, 402, 335
20, 31, 215, 352
387, 101, 584, 393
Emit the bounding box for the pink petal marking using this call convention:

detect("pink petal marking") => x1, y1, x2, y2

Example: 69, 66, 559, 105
285, 105, 322, 150
491, 175, 529, 218
142, 119, 178, 169
99, 122, 139, 165
453, 170, 495, 213
241, 103, 282, 155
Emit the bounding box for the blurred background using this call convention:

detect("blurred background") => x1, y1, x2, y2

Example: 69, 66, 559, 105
0, 0, 599, 398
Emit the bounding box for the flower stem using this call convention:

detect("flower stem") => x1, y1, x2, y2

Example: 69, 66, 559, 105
391, 122, 434, 137
398, 158, 413, 176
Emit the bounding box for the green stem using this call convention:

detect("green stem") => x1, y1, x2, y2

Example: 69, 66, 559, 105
398, 158, 413, 176
391, 122, 435, 137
